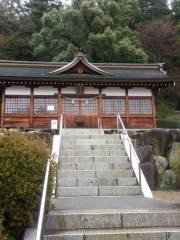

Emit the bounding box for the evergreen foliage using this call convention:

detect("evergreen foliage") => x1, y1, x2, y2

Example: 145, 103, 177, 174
0, 132, 55, 239
0, 0, 179, 68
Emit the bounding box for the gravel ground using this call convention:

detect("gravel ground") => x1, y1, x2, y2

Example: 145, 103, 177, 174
153, 191, 180, 204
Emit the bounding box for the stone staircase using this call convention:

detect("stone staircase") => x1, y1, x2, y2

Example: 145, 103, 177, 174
45, 129, 180, 240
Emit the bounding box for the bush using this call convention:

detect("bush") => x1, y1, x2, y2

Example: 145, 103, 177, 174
0, 132, 55, 238
156, 98, 176, 120
171, 155, 180, 189
157, 119, 180, 129
0, 213, 15, 240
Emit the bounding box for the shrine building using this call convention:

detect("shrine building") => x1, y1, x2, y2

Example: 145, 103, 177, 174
0, 52, 175, 129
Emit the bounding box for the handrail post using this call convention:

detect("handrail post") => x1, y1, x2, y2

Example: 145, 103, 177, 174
138, 162, 142, 194
129, 141, 132, 164
36, 114, 63, 240
35, 159, 50, 240
116, 112, 153, 198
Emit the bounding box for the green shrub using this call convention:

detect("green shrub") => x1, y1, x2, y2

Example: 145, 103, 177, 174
156, 98, 176, 120
0, 213, 15, 240
170, 157, 180, 189
0, 132, 55, 238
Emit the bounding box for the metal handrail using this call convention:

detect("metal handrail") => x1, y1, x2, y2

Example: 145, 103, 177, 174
98, 117, 104, 135
35, 115, 63, 240
117, 113, 153, 198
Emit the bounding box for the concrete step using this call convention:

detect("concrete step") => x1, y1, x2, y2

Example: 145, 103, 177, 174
53, 196, 180, 211
62, 129, 101, 135
60, 156, 129, 163
61, 150, 126, 157
45, 227, 180, 240
45, 209, 180, 231
62, 139, 122, 145
59, 162, 131, 171
58, 170, 134, 178
58, 177, 137, 187
56, 186, 141, 197
61, 144, 124, 151
62, 134, 120, 139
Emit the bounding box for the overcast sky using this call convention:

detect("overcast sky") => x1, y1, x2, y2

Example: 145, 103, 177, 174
62, 0, 172, 7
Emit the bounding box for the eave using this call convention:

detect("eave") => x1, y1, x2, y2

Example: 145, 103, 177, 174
0, 75, 176, 89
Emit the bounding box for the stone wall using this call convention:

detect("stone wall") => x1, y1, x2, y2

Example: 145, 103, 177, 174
129, 129, 180, 190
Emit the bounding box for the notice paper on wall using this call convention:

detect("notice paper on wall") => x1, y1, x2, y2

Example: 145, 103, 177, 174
51, 120, 57, 130
47, 105, 55, 111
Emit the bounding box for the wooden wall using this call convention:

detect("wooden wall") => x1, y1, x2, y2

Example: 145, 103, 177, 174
1, 92, 156, 129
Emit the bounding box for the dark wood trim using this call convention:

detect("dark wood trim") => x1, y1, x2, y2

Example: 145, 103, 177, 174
1, 88, 5, 126
102, 96, 126, 99
152, 96, 157, 128
29, 88, 34, 127
0, 75, 175, 89
58, 88, 62, 125
61, 94, 99, 98
33, 95, 58, 99
125, 89, 129, 127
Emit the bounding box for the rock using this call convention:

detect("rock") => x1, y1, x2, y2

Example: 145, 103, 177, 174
168, 141, 180, 164
155, 155, 168, 175
141, 162, 157, 190
144, 129, 171, 156
158, 170, 176, 190
170, 129, 180, 142
27, 131, 53, 146
136, 145, 153, 163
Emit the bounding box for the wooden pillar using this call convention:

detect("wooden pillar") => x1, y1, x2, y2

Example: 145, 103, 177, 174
58, 88, 62, 127
98, 89, 103, 127
98, 95, 103, 117
125, 89, 129, 128
29, 87, 34, 128
152, 95, 157, 128
1, 88, 5, 127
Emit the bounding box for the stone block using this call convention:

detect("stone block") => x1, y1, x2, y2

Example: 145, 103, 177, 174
56, 187, 98, 197
58, 178, 77, 187
117, 177, 137, 186
99, 186, 140, 196
96, 170, 134, 178
122, 211, 180, 228
58, 170, 96, 178
60, 156, 94, 163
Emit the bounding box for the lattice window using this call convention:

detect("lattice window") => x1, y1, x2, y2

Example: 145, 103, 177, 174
82, 98, 98, 115
129, 99, 152, 115
34, 98, 58, 114
5, 97, 30, 114
62, 98, 79, 115
102, 99, 125, 115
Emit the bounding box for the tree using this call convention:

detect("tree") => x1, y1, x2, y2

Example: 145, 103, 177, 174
140, 19, 180, 64
0, 0, 24, 34
172, 0, 180, 21
97, 0, 141, 28
139, 0, 170, 21
32, 0, 147, 62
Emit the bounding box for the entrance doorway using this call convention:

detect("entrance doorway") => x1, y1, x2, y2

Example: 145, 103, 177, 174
62, 97, 99, 128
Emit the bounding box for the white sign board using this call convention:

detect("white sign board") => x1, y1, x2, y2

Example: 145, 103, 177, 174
51, 120, 58, 130
47, 105, 55, 111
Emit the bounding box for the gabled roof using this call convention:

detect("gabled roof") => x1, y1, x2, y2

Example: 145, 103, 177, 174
48, 51, 112, 76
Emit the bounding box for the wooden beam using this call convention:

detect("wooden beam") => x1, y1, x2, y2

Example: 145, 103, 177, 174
29, 88, 34, 127
152, 96, 157, 128
98, 89, 103, 127
1, 88, 5, 127
58, 88, 62, 127
126, 89, 129, 128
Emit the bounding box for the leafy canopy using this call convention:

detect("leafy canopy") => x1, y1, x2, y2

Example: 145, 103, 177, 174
32, 0, 148, 63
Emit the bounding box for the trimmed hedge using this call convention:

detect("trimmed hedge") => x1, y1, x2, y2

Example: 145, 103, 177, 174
0, 132, 55, 239
157, 119, 180, 129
